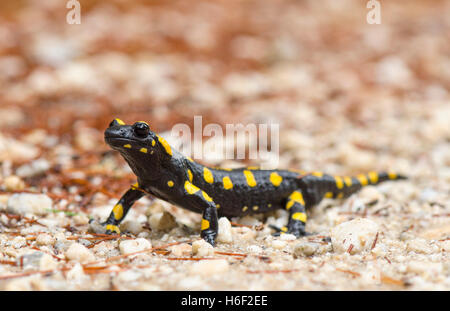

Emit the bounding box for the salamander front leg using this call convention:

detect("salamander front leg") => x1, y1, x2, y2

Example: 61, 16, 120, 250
102, 186, 145, 234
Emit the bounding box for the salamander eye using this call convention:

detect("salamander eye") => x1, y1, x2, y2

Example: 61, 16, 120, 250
133, 122, 150, 138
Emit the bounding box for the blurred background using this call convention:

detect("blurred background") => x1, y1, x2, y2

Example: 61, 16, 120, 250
0, 0, 449, 173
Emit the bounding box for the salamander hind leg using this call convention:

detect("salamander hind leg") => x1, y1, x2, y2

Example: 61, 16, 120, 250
272, 190, 311, 238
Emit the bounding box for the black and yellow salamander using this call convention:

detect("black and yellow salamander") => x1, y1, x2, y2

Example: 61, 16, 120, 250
101, 118, 406, 246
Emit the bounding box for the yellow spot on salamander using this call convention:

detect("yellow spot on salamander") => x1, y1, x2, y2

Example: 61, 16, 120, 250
268, 204, 272, 208
124, 144, 131, 148
216, 204, 220, 209
335, 176, 344, 189
337, 193, 344, 199
289, 191, 305, 205
280, 226, 288, 232
357, 174, 368, 186
202, 191, 213, 202
157, 135, 172, 156
187, 157, 194, 162
312, 171, 323, 177
131, 182, 139, 190
388, 171, 397, 179
184, 181, 200, 195
152, 140, 156, 146
286, 200, 295, 210
325, 192, 333, 198
203, 167, 214, 184
112, 204, 123, 220
187, 169, 193, 182
242, 206, 248, 212
270, 172, 283, 187
292, 212, 307, 222
115, 118, 125, 125
106, 224, 120, 234
252, 206, 259, 211
247, 166, 259, 170
222, 176, 233, 190
343, 176, 352, 187
243, 170, 257, 187
201, 219, 210, 231
167, 180, 174, 187
140, 148, 147, 153
368, 171, 378, 184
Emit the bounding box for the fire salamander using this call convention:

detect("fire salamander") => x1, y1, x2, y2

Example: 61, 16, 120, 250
101, 119, 407, 246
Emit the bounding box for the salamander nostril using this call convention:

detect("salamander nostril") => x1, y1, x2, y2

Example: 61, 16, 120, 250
133, 122, 150, 138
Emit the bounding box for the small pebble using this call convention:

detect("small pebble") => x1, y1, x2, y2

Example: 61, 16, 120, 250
293, 242, 319, 257
39, 253, 58, 271
406, 239, 437, 254
65, 243, 95, 263
192, 239, 214, 256
331, 218, 379, 254
3, 175, 25, 191
148, 211, 177, 231
169, 243, 192, 257
7, 193, 52, 216
66, 263, 85, 280
280, 233, 297, 241
120, 220, 144, 235
217, 217, 233, 243
271, 240, 287, 250
119, 238, 152, 255
189, 259, 229, 276
36, 233, 56, 246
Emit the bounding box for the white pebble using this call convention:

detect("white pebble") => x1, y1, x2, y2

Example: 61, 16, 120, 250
73, 214, 89, 225
16, 159, 50, 178
247, 245, 263, 253
12, 236, 26, 249
119, 238, 152, 255
280, 233, 297, 241
39, 253, 58, 271
7, 193, 52, 216
192, 239, 214, 256
148, 211, 177, 231
232, 227, 256, 241
3, 175, 25, 191
217, 217, 233, 243
406, 239, 437, 254
66, 263, 85, 280
271, 240, 287, 250
293, 242, 319, 257
189, 259, 229, 276
65, 243, 95, 263
331, 218, 379, 254
120, 220, 144, 235
169, 243, 192, 257
36, 233, 56, 246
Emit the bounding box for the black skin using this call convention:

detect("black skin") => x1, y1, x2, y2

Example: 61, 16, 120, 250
100, 119, 407, 246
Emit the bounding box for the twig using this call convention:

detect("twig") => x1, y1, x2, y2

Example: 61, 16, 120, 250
371, 232, 379, 250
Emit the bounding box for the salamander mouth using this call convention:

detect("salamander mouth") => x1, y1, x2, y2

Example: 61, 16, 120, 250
104, 136, 147, 149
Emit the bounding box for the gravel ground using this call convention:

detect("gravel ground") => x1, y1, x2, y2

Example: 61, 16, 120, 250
0, 0, 449, 290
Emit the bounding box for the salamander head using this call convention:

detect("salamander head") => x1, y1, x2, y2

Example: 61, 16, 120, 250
104, 118, 172, 179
